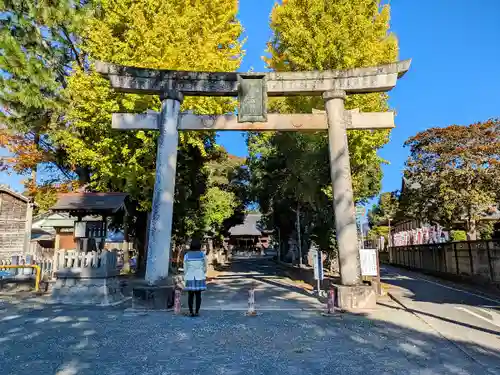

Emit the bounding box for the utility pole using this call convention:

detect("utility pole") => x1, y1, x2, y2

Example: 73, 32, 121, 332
296, 203, 302, 268
388, 218, 392, 249
359, 219, 364, 249
277, 227, 281, 261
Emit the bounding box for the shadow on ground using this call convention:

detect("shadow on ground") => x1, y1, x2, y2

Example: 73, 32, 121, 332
380, 265, 500, 306
1, 297, 499, 375
1, 259, 499, 374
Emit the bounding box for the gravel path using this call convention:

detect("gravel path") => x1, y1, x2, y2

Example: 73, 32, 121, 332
0, 258, 498, 374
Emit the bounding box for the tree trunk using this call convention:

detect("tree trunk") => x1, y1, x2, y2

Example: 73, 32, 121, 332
466, 219, 477, 241
30, 133, 40, 190
133, 211, 149, 277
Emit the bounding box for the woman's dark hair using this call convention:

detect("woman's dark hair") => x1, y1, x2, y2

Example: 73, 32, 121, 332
189, 236, 202, 250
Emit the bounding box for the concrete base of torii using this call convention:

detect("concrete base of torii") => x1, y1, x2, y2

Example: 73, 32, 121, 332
333, 284, 377, 311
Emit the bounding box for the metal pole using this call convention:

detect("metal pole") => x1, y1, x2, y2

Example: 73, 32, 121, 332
296, 203, 302, 268
486, 241, 494, 281
359, 215, 365, 249
467, 241, 474, 275
277, 227, 281, 261
453, 242, 460, 275
388, 218, 392, 248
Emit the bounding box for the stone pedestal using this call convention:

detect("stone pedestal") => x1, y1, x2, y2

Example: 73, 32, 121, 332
132, 284, 175, 310
51, 272, 126, 306
50, 249, 127, 306
131, 275, 182, 310
334, 284, 377, 311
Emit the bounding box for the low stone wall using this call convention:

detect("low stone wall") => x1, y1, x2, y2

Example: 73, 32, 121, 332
51, 277, 124, 305
388, 240, 500, 288
51, 249, 127, 306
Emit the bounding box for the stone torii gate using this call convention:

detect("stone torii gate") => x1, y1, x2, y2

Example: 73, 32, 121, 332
96, 60, 410, 309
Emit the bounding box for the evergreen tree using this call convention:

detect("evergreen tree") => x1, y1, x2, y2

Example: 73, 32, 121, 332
0, 0, 88, 193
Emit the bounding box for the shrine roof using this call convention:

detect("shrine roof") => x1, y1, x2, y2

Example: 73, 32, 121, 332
51, 192, 128, 214
229, 214, 265, 237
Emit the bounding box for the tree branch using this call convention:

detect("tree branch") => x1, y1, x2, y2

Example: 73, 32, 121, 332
61, 25, 83, 70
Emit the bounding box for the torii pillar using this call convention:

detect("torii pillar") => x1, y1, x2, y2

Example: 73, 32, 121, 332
145, 92, 183, 284
324, 89, 361, 286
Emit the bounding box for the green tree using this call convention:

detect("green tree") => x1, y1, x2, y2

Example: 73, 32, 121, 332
202, 150, 249, 240
248, 0, 399, 258
55, 0, 244, 268
368, 191, 400, 227
450, 230, 467, 242
402, 119, 500, 240
0, 0, 89, 198
368, 191, 399, 246
367, 225, 389, 247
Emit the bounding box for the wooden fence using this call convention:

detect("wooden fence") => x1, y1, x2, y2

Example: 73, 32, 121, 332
388, 240, 500, 284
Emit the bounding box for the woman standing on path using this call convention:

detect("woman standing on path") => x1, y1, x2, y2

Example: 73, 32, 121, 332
183, 238, 207, 317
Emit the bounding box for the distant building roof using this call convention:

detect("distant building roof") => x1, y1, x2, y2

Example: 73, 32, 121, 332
31, 227, 55, 241
0, 185, 30, 203
51, 192, 128, 214
229, 213, 265, 236
401, 177, 421, 193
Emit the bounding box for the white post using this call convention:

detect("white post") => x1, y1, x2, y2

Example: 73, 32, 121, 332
359, 216, 365, 250
145, 91, 183, 285
23, 201, 34, 255
324, 90, 362, 286
296, 203, 303, 267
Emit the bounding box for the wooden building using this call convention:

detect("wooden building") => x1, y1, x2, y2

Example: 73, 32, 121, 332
50, 192, 128, 252
0, 186, 34, 258
227, 213, 272, 251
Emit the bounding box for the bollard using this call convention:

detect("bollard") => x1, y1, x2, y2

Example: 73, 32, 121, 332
326, 287, 335, 314
246, 285, 257, 316
174, 288, 182, 314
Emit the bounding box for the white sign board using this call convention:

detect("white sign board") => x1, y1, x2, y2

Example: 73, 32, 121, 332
312, 249, 324, 280
360, 248, 378, 276
74, 221, 87, 238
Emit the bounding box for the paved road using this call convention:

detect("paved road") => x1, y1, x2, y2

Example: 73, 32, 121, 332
199, 257, 323, 311
0, 259, 499, 374
381, 265, 500, 373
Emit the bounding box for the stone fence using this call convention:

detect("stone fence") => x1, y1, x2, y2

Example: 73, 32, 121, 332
1, 250, 126, 305
0, 249, 122, 280
51, 249, 125, 305
53, 249, 117, 278
388, 240, 500, 287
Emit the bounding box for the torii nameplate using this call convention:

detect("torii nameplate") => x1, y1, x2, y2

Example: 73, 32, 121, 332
238, 74, 267, 123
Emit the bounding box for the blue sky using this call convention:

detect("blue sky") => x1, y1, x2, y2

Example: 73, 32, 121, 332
221, 0, 500, 196
2, 0, 500, 202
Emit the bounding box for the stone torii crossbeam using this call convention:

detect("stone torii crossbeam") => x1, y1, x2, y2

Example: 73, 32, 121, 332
96, 60, 410, 308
